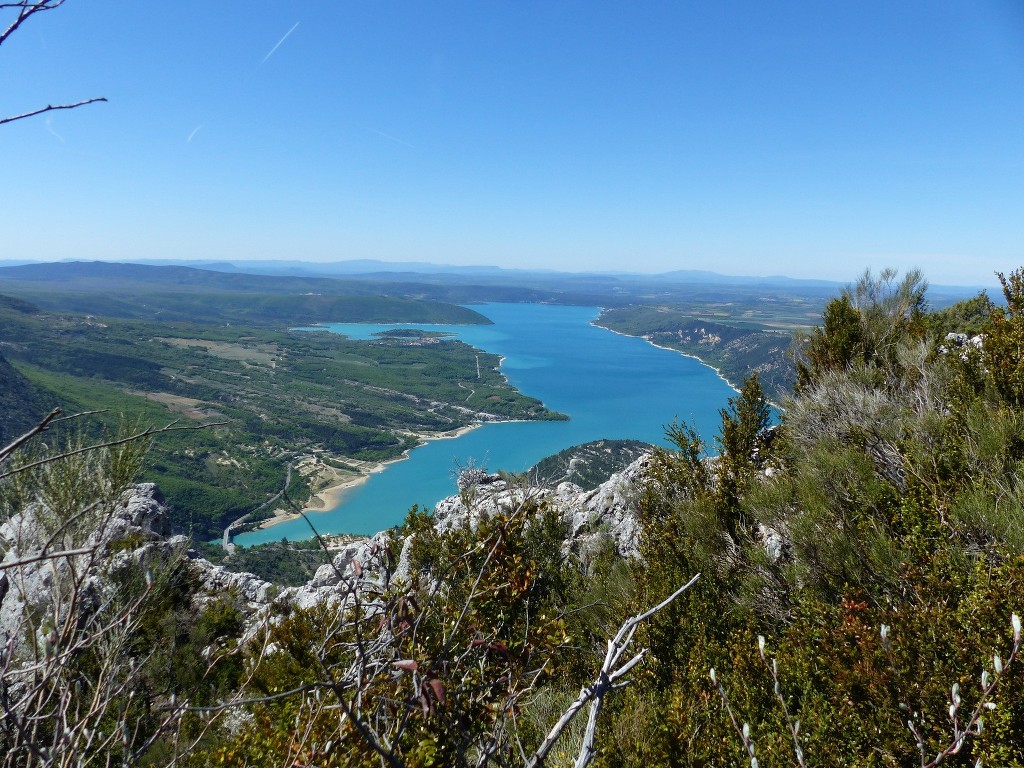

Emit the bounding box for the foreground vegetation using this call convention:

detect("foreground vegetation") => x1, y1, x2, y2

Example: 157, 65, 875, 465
3, 266, 1024, 766
600, 269, 1024, 765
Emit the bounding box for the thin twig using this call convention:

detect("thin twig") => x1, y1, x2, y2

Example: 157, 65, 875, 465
0, 408, 62, 463
0, 420, 226, 480
0, 547, 94, 571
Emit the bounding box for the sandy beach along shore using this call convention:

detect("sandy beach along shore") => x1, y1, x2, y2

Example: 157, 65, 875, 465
250, 422, 482, 533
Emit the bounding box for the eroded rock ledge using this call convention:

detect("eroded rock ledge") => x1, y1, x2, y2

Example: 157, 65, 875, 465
0, 454, 654, 646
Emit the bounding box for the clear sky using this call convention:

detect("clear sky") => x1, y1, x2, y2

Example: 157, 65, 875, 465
2, 1, 1023, 286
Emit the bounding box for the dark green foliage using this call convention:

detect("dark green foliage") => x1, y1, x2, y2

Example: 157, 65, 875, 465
985, 268, 1024, 408
927, 290, 996, 337
527, 439, 653, 490
114, 559, 247, 709
198, 537, 332, 586
796, 268, 928, 390
0, 293, 42, 314
0, 294, 55, 442
0, 351, 54, 445
715, 373, 772, 518
795, 293, 863, 388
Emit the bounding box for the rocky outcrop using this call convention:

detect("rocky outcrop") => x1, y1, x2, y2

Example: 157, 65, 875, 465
204, 449, 654, 617
0, 450, 657, 651
0, 483, 178, 655
282, 532, 394, 610
431, 453, 651, 560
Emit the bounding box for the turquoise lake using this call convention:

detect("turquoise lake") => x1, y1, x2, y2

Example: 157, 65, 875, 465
234, 303, 738, 545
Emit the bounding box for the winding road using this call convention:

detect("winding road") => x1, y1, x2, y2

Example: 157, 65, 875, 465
222, 461, 293, 551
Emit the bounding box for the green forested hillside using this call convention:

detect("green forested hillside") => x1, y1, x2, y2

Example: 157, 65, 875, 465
0, 352, 53, 445
526, 438, 653, 490
0, 295, 57, 444
0, 290, 561, 538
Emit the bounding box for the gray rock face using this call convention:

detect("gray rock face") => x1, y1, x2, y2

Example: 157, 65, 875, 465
198, 564, 275, 606
118, 482, 173, 537
0, 484, 183, 657
285, 532, 395, 611
0, 452, 658, 650
428, 453, 652, 560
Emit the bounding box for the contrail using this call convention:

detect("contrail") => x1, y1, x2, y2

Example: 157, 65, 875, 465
45, 117, 64, 143
186, 125, 203, 143
363, 126, 415, 148
260, 21, 299, 65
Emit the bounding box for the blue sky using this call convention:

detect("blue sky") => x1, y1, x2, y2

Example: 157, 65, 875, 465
2, 1, 1023, 285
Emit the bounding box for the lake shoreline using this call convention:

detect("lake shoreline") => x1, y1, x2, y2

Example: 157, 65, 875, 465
591, 321, 742, 395
250, 423, 482, 533
592, 320, 786, 409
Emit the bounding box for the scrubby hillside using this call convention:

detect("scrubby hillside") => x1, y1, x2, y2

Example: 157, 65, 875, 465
0, 296, 54, 444
526, 438, 653, 491
0, 352, 52, 445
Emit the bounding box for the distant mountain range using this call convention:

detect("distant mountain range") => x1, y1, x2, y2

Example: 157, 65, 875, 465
0, 259, 988, 307
0, 257, 845, 288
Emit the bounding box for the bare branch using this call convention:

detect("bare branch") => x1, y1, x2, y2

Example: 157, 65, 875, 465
0, 420, 227, 480
757, 635, 806, 768
51, 408, 108, 423
0, 546, 93, 571
1, 1, 106, 127
526, 574, 700, 768
918, 617, 1022, 768
0, 1, 68, 49
184, 683, 328, 713
0, 97, 107, 126
0, 408, 62, 463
